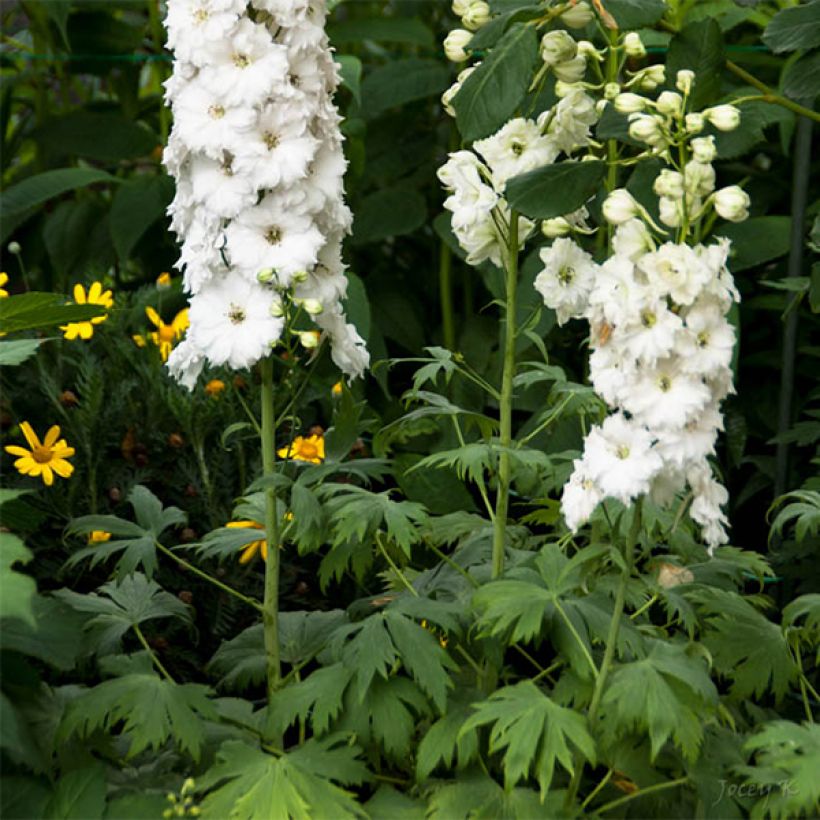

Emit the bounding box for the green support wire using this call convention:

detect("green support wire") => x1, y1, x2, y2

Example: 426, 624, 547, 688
2, 44, 772, 63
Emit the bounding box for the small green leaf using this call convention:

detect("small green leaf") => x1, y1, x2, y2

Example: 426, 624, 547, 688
783, 50, 820, 102
362, 58, 449, 118
44, 762, 107, 820
763, 1, 820, 53
335, 55, 362, 105
606, 0, 667, 28
0, 531, 36, 626
453, 22, 539, 141
1, 169, 116, 221
328, 17, 435, 48
0, 338, 43, 366
667, 20, 726, 109
714, 216, 792, 271
0, 292, 106, 334
506, 160, 606, 220
352, 187, 427, 244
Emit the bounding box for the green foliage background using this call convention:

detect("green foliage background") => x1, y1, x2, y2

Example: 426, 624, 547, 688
0, 0, 819, 818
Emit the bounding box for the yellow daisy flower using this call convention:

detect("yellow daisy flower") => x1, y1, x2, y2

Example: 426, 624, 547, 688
227, 520, 267, 564
277, 434, 325, 464
204, 379, 226, 398
144, 307, 189, 362
0, 272, 8, 298
88, 530, 112, 543
61, 282, 114, 341
4, 422, 75, 486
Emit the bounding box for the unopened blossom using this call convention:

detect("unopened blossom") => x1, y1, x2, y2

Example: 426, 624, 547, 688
714, 186, 750, 222
163, 0, 368, 388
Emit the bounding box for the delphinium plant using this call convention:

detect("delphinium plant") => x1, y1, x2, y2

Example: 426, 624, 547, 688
1, 1, 819, 818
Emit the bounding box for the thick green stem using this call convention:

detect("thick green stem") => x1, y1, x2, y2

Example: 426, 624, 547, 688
134, 624, 174, 682
260, 358, 281, 709
726, 60, 820, 125
565, 501, 642, 808
491, 211, 519, 579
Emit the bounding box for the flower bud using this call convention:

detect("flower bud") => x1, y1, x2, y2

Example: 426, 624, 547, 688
714, 186, 750, 222
291, 269, 309, 283
604, 82, 620, 100
7, 241, 21, 255
653, 169, 685, 199
269, 299, 285, 318
462, 0, 491, 31
623, 32, 646, 58
577, 40, 605, 61
298, 330, 321, 349
561, 0, 594, 28
541, 217, 571, 238
684, 160, 715, 197
452, 0, 471, 14
257, 268, 275, 284
628, 113, 664, 145
540, 30, 577, 66
704, 104, 740, 132
658, 196, 682, 228
614, 92, 646, 113
691, 135, 717, 163
553, 54, 587, 83
300, 298, 323, 315
656, 90, 683, 116
554, 80, 582, 98
602, 189, 639, 225
444, 29, 472, 62
635, 64, 665, 91
685, 112, 705, 134
675, 69, 695, 95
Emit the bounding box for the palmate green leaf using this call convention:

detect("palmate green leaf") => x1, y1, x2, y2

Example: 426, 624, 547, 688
53, 573, 191, 655
738, 721, 820, 820
66, 486, 186, 577
600, 640, 718, 762
416, 443, 496, 486
43, 760, 107, 820
209, 611, 347, 691
269, 663, 354, 737
60, 668, 217, 760
365, 786, 425, 820
453, 22, 539, 141
763, 0, 820, 53
0, 531, 36, 626
416, 694, 481, 781
427, 772, 552, 820
384, 611, 456, 712
461, 682, 595, 799
505, 160, 606, 221
691, 588, 798, 701
782, 593, 820, 644
768, 490, 820, 543
198, 738, 368, 820
324, 485, 428, 557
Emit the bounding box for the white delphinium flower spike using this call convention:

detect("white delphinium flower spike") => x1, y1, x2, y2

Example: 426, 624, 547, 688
164, 0, 368, 386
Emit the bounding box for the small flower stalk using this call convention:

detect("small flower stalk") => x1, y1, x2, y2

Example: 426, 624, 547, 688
163, 0, 368, 388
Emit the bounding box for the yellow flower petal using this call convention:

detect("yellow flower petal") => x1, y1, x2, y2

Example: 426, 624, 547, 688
19, 421, 40, 450
72, 284, 87, 304
4, 445, 30, 458
51, 459, 74, 478
145, 306, 162, 329
88, 281, 102, 302
40, 464, 54, 486
42, 425, 62, 448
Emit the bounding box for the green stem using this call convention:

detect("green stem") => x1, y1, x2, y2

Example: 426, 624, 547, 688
581, 768, 613, 810
154, 540, 263, 613
726, 60, 820, 125
424, 539, 479, 588
133, 623, 174, 682
595, 776, 689, 815
376, 533, 418, 596
491, 211, 519, 579
260, 357, 282, 710
565, 501, 642, 808
555, 599, 599, 679
630, 593, 658, 621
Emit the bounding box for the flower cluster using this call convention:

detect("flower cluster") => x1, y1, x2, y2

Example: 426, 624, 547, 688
163, 0, 367, 389
438, 86, 599, 265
